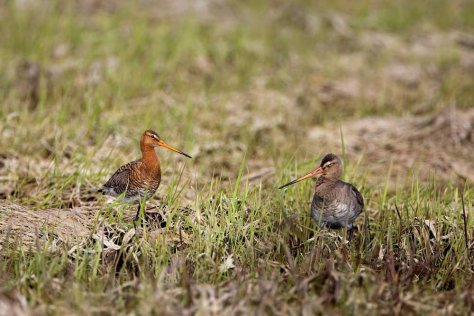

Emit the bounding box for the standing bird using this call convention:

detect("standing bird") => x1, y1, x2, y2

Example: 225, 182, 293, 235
99, 130, 191, 222
279, 153, 363, 230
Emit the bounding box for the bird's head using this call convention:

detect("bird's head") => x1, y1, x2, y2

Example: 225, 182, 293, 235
319, 153, 342, 178
141, 130, 192, 158
278, 153, 342, 189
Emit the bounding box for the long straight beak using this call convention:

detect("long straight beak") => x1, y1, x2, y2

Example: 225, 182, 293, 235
278, 167, 323, 189
158, 140, 192, 158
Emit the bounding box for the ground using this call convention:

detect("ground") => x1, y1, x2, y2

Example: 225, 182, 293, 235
0, 1, 473, 315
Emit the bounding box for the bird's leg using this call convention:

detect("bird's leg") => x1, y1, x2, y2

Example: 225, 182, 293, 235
347, 225, 358, 242
133, 204, 141, 229
347, 228, 353, 242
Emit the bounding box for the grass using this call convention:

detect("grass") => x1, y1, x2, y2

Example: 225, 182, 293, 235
0, 0, 473, 314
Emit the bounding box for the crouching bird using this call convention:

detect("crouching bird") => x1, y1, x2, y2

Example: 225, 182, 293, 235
99, 130, 191, 224
279, 153, 363, 231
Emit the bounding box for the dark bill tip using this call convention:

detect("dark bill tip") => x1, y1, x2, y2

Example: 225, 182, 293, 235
278, 180, 297, 190
180, 152, 192, 158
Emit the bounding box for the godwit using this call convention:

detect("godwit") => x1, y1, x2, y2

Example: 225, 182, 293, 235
279, 153, 363, 230
99, 130, 191, 222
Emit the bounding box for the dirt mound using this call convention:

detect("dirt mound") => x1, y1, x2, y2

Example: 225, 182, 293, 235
0, 201, 179, 250
0, 201, 95, 251
307, 105, 474, 184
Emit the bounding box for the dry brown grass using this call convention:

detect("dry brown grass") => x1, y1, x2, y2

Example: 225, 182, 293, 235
0, 200, 94, 250
1, 0, 473, 314
307, 105, 474, 185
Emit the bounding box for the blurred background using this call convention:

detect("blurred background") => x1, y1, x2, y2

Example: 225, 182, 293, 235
0, 0, 473, 201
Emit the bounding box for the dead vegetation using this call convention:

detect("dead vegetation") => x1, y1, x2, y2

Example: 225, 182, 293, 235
0, 0, 473, 314
0, 200, 94, 250
307, 105, 474, 185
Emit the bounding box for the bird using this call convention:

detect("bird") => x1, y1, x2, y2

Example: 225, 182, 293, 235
279, 153, 363, 231
99, 129, 191, 223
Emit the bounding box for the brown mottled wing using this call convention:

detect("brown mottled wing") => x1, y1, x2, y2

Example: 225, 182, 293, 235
100, 160, 139, 197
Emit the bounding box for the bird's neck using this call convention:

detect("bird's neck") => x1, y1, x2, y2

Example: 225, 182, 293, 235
141, 144, 161, 173
315, 175, 339, 190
